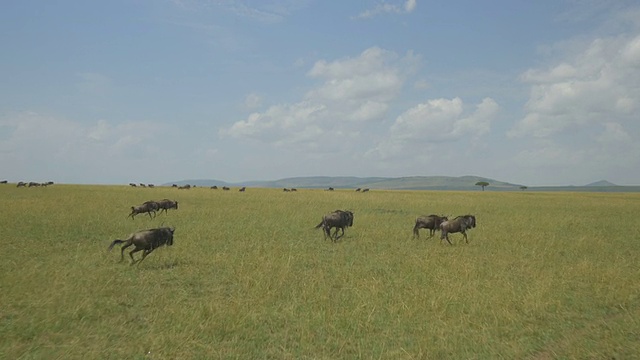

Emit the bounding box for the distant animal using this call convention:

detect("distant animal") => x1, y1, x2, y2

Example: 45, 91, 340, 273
283, 188, 290, 192
413, 215, 448, 239
239, 187, 246, 192
291, 188, 297, 192
178, 184, 191, 190
211, 186, 218, 189
362, 188, 370, 192
172, 184, 178, 188
139, 183, 146, 188
16, 182, 26, 187
108, 226, 175, 265
355, 188, 361, 192
326, 187, 335, 191
129, 183, 137, 187
440, 215, 477, 244
148, 184, 155, 188
28, 182, 40, 187
128, 201, 159, 219
315, 210, 354, 242
156, 199, 178, 215
0, 180, 7, 184
222, 186, 230, 191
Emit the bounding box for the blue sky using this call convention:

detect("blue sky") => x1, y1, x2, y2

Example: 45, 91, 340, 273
1, 0, 639, 186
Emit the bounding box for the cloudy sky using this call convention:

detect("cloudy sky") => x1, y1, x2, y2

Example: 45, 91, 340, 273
1, 0, 639, 186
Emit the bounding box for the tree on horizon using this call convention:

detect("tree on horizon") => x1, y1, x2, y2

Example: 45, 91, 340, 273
475, 181, 489, 191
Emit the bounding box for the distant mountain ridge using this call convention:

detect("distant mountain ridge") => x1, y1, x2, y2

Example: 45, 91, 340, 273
164, 175, 523, 191
163, 176, 639, 192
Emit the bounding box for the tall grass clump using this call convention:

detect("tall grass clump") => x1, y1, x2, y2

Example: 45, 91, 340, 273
1, 185, 639, 359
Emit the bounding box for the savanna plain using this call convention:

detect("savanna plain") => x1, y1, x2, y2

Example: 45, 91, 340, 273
1, 185, 639, 359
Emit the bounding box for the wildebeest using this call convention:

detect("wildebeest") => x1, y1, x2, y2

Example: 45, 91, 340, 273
440, 215, 477, 244
239, 187, 246, 192
172, 184, 178, 188
16, 181, 26, 187
315, 210, 354, 242
0, 180, 7, 184
28, 181, 40, 187
355, 188, 361, 192
413, 215, 448, 239
148, 184, 155, 188
362, 188, 370, 192
222, 186, 230, 191
129, 183, 137, 187
108, 226, 175, 265
156, 199, 178, 215
325, 187, 335, 191
128, 201, 159, 219
211, 185, 218, 189
291, 188, 297, 192
178, 184, 191, 190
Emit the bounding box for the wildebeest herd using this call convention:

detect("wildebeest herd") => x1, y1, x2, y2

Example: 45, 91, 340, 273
106, 188, 477, 266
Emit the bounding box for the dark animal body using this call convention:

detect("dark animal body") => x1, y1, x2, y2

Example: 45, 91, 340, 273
413, 215, 448, 239
440, 215, 477, 244
156, 199, 178, 215
108, 227, 175, 265
128, 201, 159, 219
315, 210, 354, 242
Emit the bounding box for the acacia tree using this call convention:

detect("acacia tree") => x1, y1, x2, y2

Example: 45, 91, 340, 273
475, 181, 489, 191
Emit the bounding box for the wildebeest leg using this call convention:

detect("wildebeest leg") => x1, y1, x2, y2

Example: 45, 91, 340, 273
441, 233, 453, 245
129, 247, 143, 265
462, 231, 468, 243
120, 242, 133, 262
136, 248, 154, 266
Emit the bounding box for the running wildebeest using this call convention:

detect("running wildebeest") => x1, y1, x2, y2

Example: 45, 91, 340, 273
156, 199, 178, 215
108, 226, 175, 265
128, 201, 159, 219
315, 210, 354, 242
440, 215, 477, 244
413, 215, 448, 239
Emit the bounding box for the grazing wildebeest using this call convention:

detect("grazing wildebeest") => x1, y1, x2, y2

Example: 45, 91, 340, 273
211, 185, 218, 189
222, 186, 230, 191
148, 184, 155, 188
362, 188, 370, 192
0, 180, 7, 184
239, 187, 246, 192
172, 184, 178, 188
28, 182, 40, 187
178, 184, 191, 190
315, 210, 354, 242
440, 215, 477, 244
283, 188, 290, 192
326, 187, 335, 191
355, 188, 361, 192
139, 183, 146, 188
17, 181, 26, 187
128, 201, 159, 219
156, 199, 178, 215
291, 188, 297, 192
129, 183, 137, 187
108, 226, 175, 265
413, 215, 448, 239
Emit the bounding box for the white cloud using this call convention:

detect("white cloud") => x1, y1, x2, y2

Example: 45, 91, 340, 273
370, 97, 499, 159
0, 112, 173, 183
509, 34, 640, 138
353, 0, 417, 19
222, 47, 416, 150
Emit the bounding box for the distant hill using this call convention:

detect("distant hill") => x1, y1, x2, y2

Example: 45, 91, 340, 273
164, 175, 524, 191
585, 180, 617, 187
163, 176, 640, 192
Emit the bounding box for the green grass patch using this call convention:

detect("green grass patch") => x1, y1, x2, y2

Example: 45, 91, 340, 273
1, 185, 639, 359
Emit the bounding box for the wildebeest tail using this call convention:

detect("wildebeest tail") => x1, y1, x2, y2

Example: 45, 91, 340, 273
108, 239, 126, 251
314, 220, 324, 229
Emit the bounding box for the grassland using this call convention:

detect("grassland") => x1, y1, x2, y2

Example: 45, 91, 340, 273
1, 185, 639, 359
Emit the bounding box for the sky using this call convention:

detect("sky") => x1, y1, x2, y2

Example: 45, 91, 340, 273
1, 0, 640, 186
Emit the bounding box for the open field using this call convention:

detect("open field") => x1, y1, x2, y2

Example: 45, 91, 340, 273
1, 185, 639, 359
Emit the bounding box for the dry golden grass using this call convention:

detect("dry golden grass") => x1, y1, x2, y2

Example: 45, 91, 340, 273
1, 185, 639, 359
